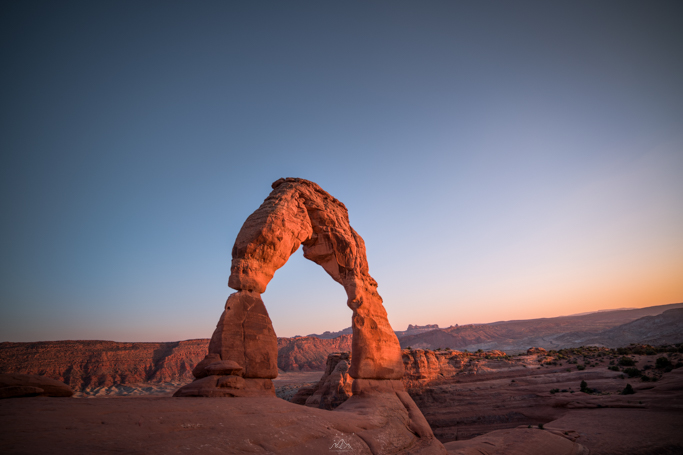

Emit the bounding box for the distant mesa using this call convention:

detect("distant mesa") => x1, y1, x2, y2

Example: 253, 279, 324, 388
408, 324, 439, 330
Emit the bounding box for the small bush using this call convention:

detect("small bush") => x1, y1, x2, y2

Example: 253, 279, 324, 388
621, 384, 635, 395
577, 365, 586, 371
608, 365, 620, 372
538, 423, 544, 430
550, 388, 560, 394
656, 357, 672, 369
641, 375, 651, 382
580, 380, 588, 393
624, 367, 642, 378
619, 357, 636, 366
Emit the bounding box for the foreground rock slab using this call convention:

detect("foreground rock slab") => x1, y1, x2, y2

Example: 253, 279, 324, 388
443, 428, 588, 455
0, 373, 73, 398
0, 396, 445, 455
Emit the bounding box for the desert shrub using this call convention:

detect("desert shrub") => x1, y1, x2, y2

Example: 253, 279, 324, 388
624, 367, 641, 378
407, 347, 412, 350
561, 389, 568, 393
445, 347, 451, 351
645, 348, 656, 356
580, 380, 588, 393
550, 388, 560, 394
675, 362, 683, 369
656, 357, 672, 369
618, 357, 636, 366
608, 365, 620, 372
538, 423, 544, 430
621, 384, 635, 395
641, 375, 651, 382
577, 365, 586, 371
609, 360, 615, 365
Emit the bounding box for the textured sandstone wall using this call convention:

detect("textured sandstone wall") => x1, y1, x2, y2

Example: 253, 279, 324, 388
0, 337, 355, 391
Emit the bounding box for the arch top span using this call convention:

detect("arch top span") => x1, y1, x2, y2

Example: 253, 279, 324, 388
229, 178, 404, 380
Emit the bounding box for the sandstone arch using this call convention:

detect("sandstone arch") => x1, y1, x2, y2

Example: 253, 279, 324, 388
175, 178, 403, 397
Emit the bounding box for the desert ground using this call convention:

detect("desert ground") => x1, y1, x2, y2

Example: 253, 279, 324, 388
2, 346, 682, 454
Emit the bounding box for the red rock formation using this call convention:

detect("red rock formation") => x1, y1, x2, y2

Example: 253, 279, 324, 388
180, 178, 404, 398
0, 373, 73, 398
277, 335, 352, 371
0, 340, 207, 391
296, 352, 353, 409
0, 336, 357, 393
228, 177, 403, 380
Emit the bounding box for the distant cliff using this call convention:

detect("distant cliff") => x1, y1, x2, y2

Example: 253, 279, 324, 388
0, 339, 208, 391
277, 335, 352, 371
0, 336, 355, 392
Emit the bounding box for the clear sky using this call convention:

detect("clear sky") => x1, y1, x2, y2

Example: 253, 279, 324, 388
1, 1, 682, 342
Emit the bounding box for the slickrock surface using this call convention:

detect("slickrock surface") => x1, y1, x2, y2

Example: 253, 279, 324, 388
0, 373, 73, 398
298, 346, 683, 453
443, 427, 588, 455
0, 395, 446, 455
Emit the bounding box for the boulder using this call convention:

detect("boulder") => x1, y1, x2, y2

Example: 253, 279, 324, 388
0, 374, 73, 398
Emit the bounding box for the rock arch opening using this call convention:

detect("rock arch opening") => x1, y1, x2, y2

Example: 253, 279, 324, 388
176, 178, 403, 397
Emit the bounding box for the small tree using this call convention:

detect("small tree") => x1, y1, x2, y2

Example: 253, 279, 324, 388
656, 357, 672, 369
580, 380, 588, 393
619, 357, 636, 366
621, 384, 635, 395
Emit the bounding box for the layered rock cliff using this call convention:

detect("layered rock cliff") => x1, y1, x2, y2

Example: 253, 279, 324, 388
0, 336, 355, 392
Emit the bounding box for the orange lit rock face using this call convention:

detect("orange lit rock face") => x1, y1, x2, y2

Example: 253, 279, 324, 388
228, 177, 403, 380
178, 178, 404, 397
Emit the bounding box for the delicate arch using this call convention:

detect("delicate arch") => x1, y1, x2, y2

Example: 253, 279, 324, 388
228, 178, 403, 379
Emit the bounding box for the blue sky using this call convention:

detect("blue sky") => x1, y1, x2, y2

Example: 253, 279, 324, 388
1, 1, 682, 341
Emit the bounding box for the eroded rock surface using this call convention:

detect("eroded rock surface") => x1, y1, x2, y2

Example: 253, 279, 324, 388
228, 177, 403, 380
177, 178, 404, 398
0, 373, 73, 398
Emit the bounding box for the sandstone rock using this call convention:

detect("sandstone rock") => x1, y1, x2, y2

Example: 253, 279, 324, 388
0, 339, 208, 391
205, 360, 244, 376
191, 353, 221, 379
228, 177, 403, 380
217, 375, 245, 389
0, 373, 73, 398
443, 428, 588, 455
527, 347, 547, 355
277, 334, 352, 371
0, 385, 44, 399
304, 352, 353, 409
207, 291, 278, 379
173, 375, 274, 398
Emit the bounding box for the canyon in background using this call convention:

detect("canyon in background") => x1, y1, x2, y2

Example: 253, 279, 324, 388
1, 302, 681, 394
